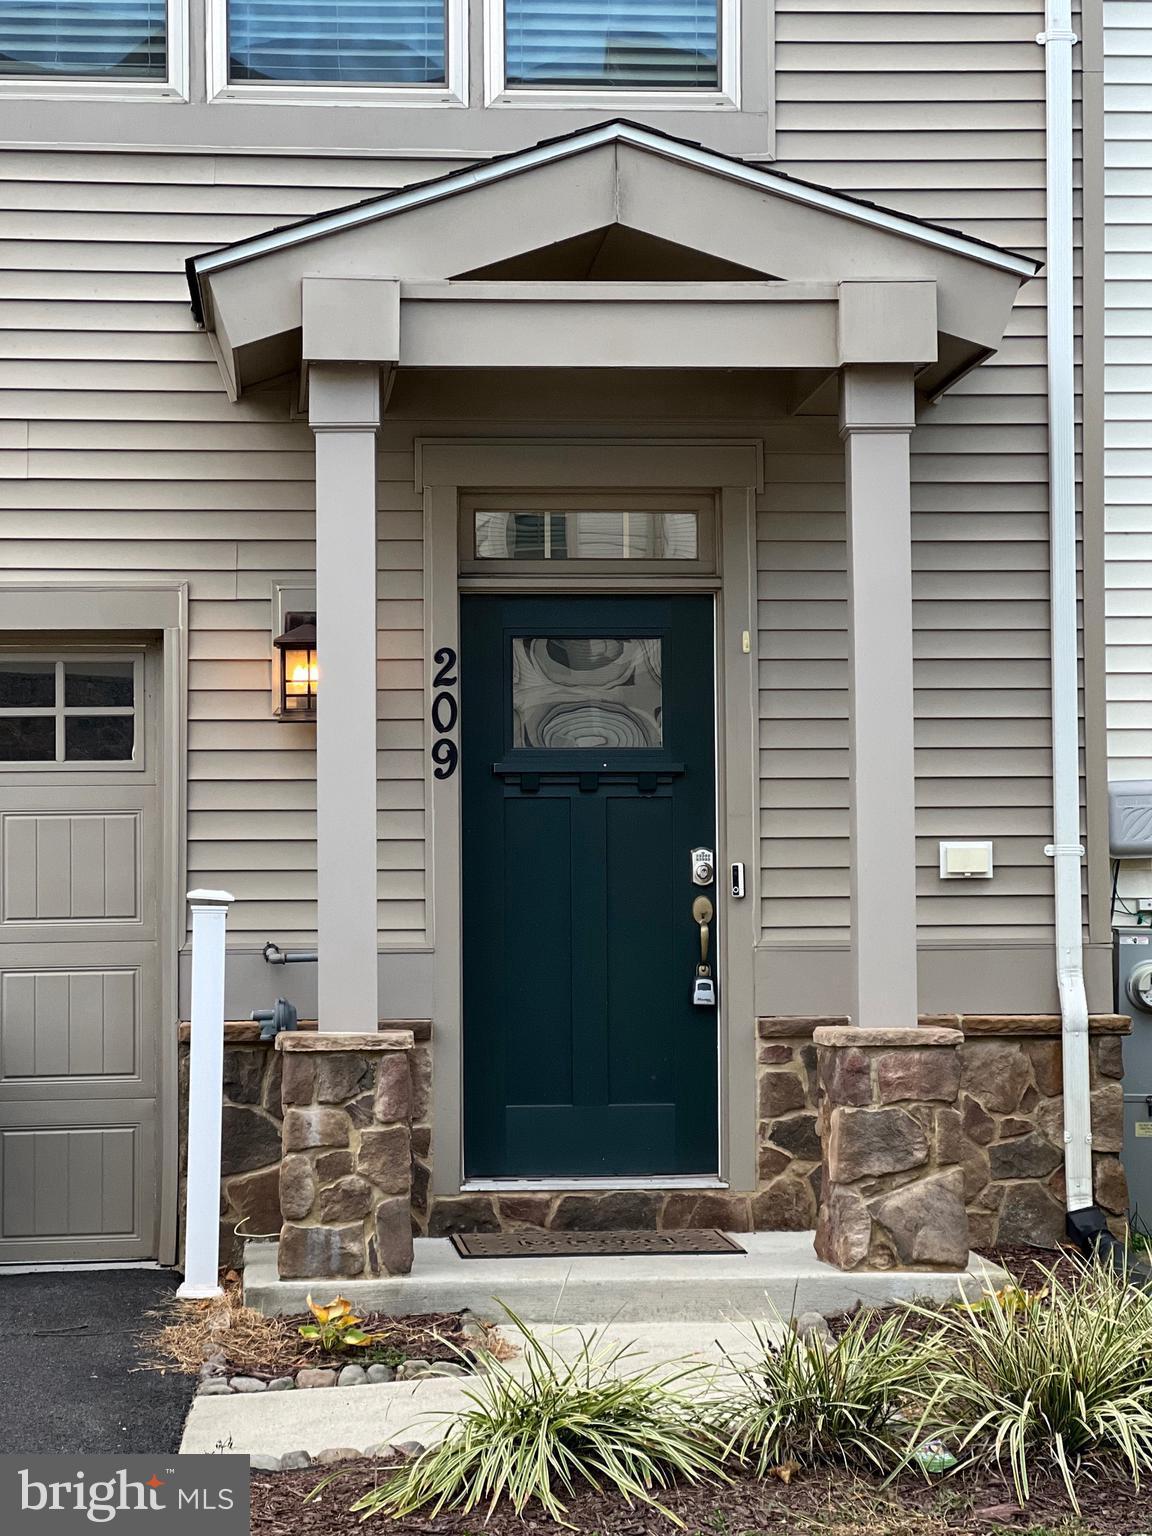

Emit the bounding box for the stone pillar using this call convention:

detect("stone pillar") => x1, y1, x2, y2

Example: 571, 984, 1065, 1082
276, 1031, 414, 1280
840, 364, 919, 1029
813, 1025, 969, 1271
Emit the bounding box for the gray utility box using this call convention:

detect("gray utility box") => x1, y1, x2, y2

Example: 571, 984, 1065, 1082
1109, 780, 1152, 857
1117, 929, 1152, 1228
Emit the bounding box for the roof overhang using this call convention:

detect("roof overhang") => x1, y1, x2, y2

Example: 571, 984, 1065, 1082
187, 119, 1041, 402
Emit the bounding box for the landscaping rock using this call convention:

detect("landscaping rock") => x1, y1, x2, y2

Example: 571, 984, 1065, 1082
337, 1364, 367, 1387
229, 1376, 268, 1393
249, 1455, 282, 1473
283, 1106, 350, 1152
791, 1311, 832, 1342
395, 1442, 425, 1459
279, 1451, 312, 1471
315, 1448, 360, 1464
826, 1106, 928, 1182
870, 1169, 969, 1270
425, 1362, 469, 1378
267, 1377, 295, 1391
366, 1364, 396, 1384
296, 1368, 338, 1390
197, 1380, 233, 1396
397, 1360, 431, 1380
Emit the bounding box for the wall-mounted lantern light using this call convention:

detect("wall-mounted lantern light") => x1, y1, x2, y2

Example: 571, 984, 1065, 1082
273, 611, 317, 718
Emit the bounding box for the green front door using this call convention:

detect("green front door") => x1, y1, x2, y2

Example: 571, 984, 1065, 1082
462, 595, 718, 1179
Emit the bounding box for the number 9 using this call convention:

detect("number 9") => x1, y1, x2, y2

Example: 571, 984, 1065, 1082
432, 738, 458, 780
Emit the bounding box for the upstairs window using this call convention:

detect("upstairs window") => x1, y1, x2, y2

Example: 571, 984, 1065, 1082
0, 0, 167, 78
227, 0, 447, 84
503, 0, 719, 90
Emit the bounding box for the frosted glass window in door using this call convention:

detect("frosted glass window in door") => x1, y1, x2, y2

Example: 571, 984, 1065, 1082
512, 637, 662, 749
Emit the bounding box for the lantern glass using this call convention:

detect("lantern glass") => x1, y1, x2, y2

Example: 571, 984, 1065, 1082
283, 646, 317, 712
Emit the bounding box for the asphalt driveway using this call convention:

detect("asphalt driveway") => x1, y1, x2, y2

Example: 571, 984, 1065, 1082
0, 1268, 197, 1454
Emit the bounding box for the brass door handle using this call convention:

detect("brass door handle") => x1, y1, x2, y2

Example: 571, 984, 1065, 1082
692, 894, 714, 969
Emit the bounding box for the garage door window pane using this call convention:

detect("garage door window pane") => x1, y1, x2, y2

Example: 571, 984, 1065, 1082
0, 662, 55, 708
65, 716, 135, 761
0, 717, 56, 761
64, 661, 134, 708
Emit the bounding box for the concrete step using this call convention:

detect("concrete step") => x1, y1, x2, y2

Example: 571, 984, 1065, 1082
243, 1231, 1008, 1323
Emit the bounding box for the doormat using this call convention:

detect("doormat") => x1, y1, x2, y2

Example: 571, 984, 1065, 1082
449, 1229, 746, 1259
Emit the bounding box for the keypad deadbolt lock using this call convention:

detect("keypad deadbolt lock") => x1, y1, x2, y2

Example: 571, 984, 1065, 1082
691, 847, 715, 886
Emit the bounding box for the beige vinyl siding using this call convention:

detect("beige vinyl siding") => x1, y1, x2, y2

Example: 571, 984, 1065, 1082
0, 151, 429, 945
1104, 1, 1152, 813
767, 0, 1058, 944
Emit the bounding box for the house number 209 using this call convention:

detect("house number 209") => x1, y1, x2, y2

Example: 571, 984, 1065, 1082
431, 646, 459, 779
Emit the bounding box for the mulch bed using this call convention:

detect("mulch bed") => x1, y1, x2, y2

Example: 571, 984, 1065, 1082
229, 1312, 473, 1379
251, 1461, 1149, 1535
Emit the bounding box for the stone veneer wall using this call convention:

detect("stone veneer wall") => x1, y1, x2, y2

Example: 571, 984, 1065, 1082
176, 1019, 431, 1269
420, 1015, 1130, 1243
277, 1032, 414, 1279
180, 1014, 1129, 1257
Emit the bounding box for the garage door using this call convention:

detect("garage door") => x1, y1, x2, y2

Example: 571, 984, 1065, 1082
0, 647, 162, 1262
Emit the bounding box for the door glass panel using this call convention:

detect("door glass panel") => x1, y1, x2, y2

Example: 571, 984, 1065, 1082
475, 509, 697, 561
0, 661, 55, 708
512, 637, 662, 749
65, 715, 135, 761
0, 716, 55, 760
64, 660, 134, 707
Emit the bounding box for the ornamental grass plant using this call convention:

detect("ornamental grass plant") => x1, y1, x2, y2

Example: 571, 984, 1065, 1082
350, 1307, 727, 1524
917, 1257, 1152, 1510
715, 1311, 941, 1476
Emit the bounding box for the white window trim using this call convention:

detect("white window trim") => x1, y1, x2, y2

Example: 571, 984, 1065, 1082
207, 0, 467, 107
0, 0, 188, 101
484, 0, 740, 111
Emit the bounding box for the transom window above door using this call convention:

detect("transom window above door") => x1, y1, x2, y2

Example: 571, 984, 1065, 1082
461, 492, 717, 577
0, 655, 141, 767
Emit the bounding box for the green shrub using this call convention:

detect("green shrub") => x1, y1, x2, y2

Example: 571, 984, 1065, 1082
716, 1312, 940, 1475
351, 1308, 726, 1523
919, 1258, 1152, 1509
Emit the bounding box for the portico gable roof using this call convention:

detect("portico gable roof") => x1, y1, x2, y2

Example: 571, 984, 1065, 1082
187, 119, 1041, 400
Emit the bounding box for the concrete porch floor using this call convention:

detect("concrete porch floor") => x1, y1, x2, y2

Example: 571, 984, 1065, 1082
243, 1233, 1009, 1323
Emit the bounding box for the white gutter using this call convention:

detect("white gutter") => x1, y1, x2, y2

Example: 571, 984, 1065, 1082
1040, 0, 1093, 1214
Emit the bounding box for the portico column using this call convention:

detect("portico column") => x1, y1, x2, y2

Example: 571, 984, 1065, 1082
309, 362, 381, 1031
840, 364, 918, 1028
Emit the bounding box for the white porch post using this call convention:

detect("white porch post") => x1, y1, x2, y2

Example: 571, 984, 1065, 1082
309, 362, 381, 1031
840, 364, 919, 1028
178, 888, 233, 1298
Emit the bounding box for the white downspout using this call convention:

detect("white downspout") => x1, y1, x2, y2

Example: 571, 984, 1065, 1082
1040, 0, 1093, 1214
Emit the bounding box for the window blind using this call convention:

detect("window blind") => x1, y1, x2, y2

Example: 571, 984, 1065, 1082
0, 1, 166, 77
228, 0, 446, 83
504, 0, 718, 89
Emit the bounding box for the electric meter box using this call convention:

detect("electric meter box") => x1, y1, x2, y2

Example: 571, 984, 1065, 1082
1109, 780, 1152, 857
